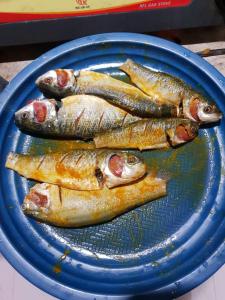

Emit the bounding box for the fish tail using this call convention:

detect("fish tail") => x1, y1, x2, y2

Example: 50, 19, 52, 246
156, 170, 171, 182
5, 152, 19, 169
147, 167, 170, 182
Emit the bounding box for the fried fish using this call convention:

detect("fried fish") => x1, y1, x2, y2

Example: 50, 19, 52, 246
94, 118, 199, 150
120, 59, 222, 123
22, 174, 167, 227
6, 150, 146, 190
15, 96, 140, 139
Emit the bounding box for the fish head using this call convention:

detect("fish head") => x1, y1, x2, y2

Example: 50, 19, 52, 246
102, 152, 147, 188
167, 119, 199, 146
35, 69, 76, 98
15, 99, 57, 133
183, 94, 222, 124
22, 183, 51, 219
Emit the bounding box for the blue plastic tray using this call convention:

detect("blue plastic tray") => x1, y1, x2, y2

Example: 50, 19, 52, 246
0, 33, 225, 299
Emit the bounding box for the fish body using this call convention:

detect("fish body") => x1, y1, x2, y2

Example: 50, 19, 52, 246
36, 69, 178, 118
76, 70, 178, 118
94, 118, 199, 150
120, 59, 222, 123
15, 96, 140, 139
6, 150, 146, 190
22, 174, 167, 227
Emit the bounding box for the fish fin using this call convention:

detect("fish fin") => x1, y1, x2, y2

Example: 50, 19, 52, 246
138, 143, 170, 151
61, 96, 74, 106
165, 129, 176, 147
73, 70, 80, 78
147, 169, 170, 183
119, 58, 133, 73
157, 170, 171, 182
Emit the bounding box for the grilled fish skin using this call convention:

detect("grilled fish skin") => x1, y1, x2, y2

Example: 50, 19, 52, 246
120, 59, 222, 124
6, 150, 146, 190
36, 69, 178, 118
22, 174, 167, 227
15, 96, 140, 139
94, 118, 199, 150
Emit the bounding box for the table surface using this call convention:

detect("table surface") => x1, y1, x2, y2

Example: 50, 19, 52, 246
0, 40, 225, 300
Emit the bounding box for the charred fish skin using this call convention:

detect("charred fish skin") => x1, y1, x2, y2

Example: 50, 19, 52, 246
5, 150, 147, 190
75, 70, 178, 118
94, 118, 199, 150
14, 96, 140, 139
22, 174, 167, 227
35, 69, 76, 98
120, 59, 222, 123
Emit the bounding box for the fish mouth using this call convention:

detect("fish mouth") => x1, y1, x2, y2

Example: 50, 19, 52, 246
14, 104, 35, 129
198, 105, 222, 123
22, 202, 39, 215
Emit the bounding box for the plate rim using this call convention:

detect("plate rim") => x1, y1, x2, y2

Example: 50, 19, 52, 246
0, 32, 225, 299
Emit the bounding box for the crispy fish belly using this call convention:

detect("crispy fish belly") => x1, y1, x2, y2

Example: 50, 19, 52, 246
75, 70, 178, 118
94, 118, 199, 150
6, 150, 146, 190
22, 174, 167, 227
120, 59, 222, 123
14, 96, 140, 139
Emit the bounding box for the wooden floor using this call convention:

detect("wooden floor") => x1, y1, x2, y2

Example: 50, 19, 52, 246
0, 31, 225, 300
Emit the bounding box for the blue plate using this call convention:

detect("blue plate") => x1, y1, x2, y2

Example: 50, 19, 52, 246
0, 33, 225, 299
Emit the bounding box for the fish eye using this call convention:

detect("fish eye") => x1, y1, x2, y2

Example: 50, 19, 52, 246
203, 105, 212, 113
43, 77, 53, 85
21, 112, 29, 119
127, 155, 139, 165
